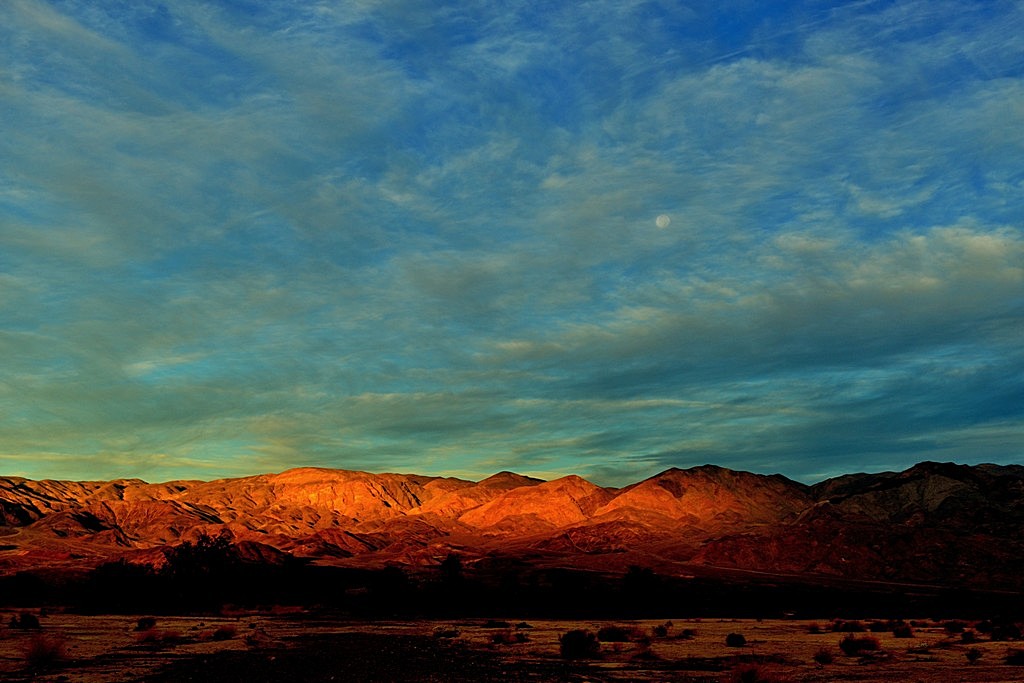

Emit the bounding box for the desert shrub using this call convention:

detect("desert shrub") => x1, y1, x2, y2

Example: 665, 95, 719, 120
515, 622, 532, 629
806, 622, 821, 634
960, 630, 977, 643
432, 626, 459, 639
266, 604, 301, 615
134, 617, 157, 632
867, 620, 889, 632
974, 619, 993, 634
831, 619, 866, 632
491, 629, 528, 645
652, 620, 674, 637
211, 625, 237, 641
729, 663, 781, 683
135, 628, 161, 645
943, 620, 967, 634
135, 629, 184, 646
725, 632, 747, 647
1005, 650, 1024, 665
839, 634, 881, 656
597, 625, 631, 642
990, 622, 1022, 641
813, 647, 834, 665
965, 648, 982, 665
482, 619, 510, 628
9, 612, 41, 630
678, 628, 697, 640
892, 624, 914, 638
245, 628, 274, 647
22, 634, 66, 670
560, 629, 600, 659
632, 648, 660, 661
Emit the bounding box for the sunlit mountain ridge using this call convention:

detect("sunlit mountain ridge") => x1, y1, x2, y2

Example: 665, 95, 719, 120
2, 462, 1022, 590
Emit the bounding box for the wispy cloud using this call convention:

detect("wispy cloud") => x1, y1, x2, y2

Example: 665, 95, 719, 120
1, 0, 1021, 484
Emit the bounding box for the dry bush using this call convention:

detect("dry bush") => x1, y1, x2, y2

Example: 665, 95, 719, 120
839, 634, 881, 656
943, 620, 967, 634
725, 632, 747, 647
632, 648, 661, 661
812, 647, 834, 665
134, 616, 157, 632
729, 663, 785, 683
134, 628, 161, 645
9, 612, 41, 630
491, 629, 528, 645
1006, 650, 1024, 665
22, 634, 66, 670
990, 622, 1022, 641
560, 629, 600, 659
632, 634, 660, 662
960, 630, 978, 643
135, 629, 185, 646
892, 624, 914, 638
212, 624, 237, 641
245, 628, 275, 647
432, 626, 460, 639
965, 648, 982, 665
269, 604, 305, 616
831, 619, 866, 632
652, 620, 674, 637
806, 622, 821, 634
597, 625, 632, 642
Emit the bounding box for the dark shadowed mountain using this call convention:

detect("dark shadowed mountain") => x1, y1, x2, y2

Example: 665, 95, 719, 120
1, 462, 1022, 590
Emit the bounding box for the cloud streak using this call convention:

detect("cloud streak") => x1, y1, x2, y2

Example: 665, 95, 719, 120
1, 0, 1021, 484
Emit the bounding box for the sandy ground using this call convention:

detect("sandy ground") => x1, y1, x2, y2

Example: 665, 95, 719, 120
0, 610, 1022, 682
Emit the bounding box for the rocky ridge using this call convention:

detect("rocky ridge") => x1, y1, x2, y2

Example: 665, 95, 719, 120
1, 461, 1021, 590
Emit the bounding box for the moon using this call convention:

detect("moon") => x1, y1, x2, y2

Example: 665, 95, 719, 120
655, 214, 671, 229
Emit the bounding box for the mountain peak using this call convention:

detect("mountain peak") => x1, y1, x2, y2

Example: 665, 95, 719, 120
901, 461, 976, 481
597, 463, 811, 528
476, 471, 543, 488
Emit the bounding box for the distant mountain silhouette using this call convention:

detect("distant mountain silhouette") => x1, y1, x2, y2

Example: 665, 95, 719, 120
1, 462, 1022, 590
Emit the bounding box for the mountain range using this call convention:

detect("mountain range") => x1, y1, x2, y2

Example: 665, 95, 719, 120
2, 461, 1023, 591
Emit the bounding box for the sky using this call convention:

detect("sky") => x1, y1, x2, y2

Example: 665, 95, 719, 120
1, 0, 1022, 486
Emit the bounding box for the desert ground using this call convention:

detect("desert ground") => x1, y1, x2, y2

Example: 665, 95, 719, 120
1, 609, 1022, 682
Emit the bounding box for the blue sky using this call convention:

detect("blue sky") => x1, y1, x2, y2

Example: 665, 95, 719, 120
1, 0, 1022, 485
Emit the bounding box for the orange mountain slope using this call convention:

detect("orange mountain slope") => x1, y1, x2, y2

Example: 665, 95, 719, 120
1, 462, 1022, 589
